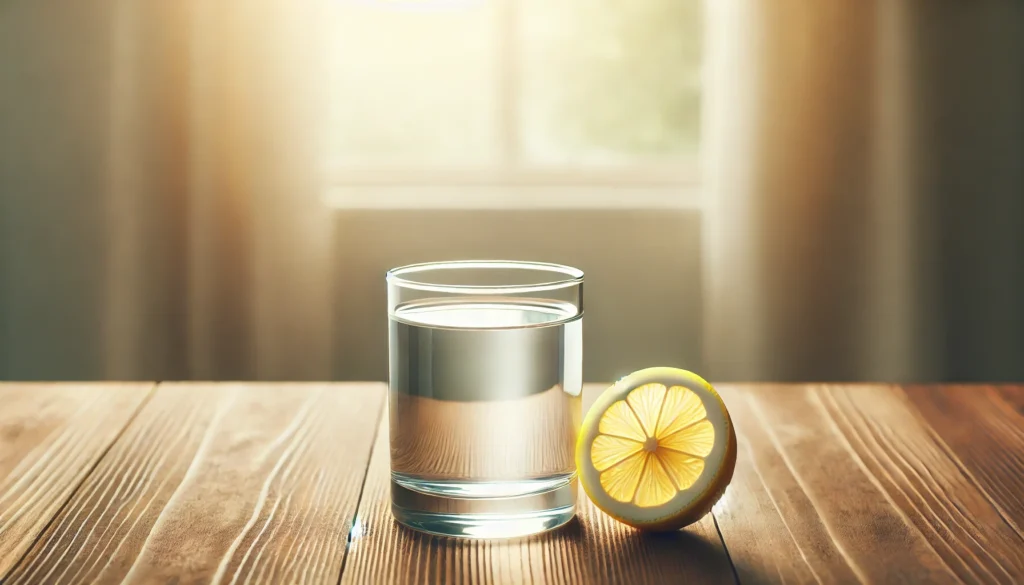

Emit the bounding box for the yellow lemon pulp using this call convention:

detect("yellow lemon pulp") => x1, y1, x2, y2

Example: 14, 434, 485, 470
593, 383, 714, 506
578, 368, 737, 531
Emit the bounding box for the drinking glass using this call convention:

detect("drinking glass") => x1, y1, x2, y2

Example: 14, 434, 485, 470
387, 260, 584, 538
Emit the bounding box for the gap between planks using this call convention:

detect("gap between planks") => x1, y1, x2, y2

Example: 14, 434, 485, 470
337, 400, 385, 585
1, 382, 157, 580
713, 383, 1024, 585
3, 382, 386, 584
339, 384, 738, 585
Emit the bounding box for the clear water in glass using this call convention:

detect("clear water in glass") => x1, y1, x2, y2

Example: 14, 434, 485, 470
387, 262, 583, 539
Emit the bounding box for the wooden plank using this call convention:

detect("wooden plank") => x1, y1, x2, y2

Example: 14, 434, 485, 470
995, 385, 1024, 415
711, 385, 824, 585
342, 384, 736, 585
713, 384, 863, 584
712, 384, 968, 584
819, 385, 1024, 583
3, 382, 384, 584
905, 385, 1024, 539
0, 383, 152, 579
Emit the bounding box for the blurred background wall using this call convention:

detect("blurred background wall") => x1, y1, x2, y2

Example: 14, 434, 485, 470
2, 0, 1022, 383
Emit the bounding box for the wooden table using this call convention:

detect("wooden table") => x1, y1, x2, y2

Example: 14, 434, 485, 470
0, 383, 1021, 584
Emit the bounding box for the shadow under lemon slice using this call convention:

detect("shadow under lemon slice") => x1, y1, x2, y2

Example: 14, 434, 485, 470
577, 367, 737, 531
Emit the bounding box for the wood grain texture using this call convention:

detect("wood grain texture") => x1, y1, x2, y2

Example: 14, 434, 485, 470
905, 385, 1024, 547
3, 382, 384, 585
819, 385, 1024, 583
0, 383, 152, 579
343, 384, 736, 585
4, 382, 1024, 585
714, 384, 1009, 584
713, 384, 866, 584
709, 386, 822, 585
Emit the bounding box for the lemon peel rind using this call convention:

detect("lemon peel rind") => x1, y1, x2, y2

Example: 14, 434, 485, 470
577, 367, 738, 531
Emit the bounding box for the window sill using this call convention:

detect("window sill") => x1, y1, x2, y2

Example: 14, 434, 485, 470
323, 184, 701, 210
322, 164, 702, 210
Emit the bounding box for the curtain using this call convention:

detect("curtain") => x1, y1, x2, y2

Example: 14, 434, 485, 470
1, 0, 334, 380
702, 0, 1024, 382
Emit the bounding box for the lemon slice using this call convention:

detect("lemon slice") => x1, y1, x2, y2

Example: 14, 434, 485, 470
577, 367, 737, 531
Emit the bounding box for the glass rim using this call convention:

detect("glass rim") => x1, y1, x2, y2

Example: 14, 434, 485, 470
387, 260, 584, 294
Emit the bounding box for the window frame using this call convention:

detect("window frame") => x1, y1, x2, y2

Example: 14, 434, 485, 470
324, 0, 702, 210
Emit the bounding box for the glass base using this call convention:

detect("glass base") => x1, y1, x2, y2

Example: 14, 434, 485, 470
390, 473, 577, 539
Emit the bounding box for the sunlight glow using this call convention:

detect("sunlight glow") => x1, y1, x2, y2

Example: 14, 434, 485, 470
712, 486, 732, 516
348, 516, 365, 550
344, 0, 484, 13
463, 519, 552, 538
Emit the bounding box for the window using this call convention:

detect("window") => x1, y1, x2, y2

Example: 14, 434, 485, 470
325, 0, 703, 208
